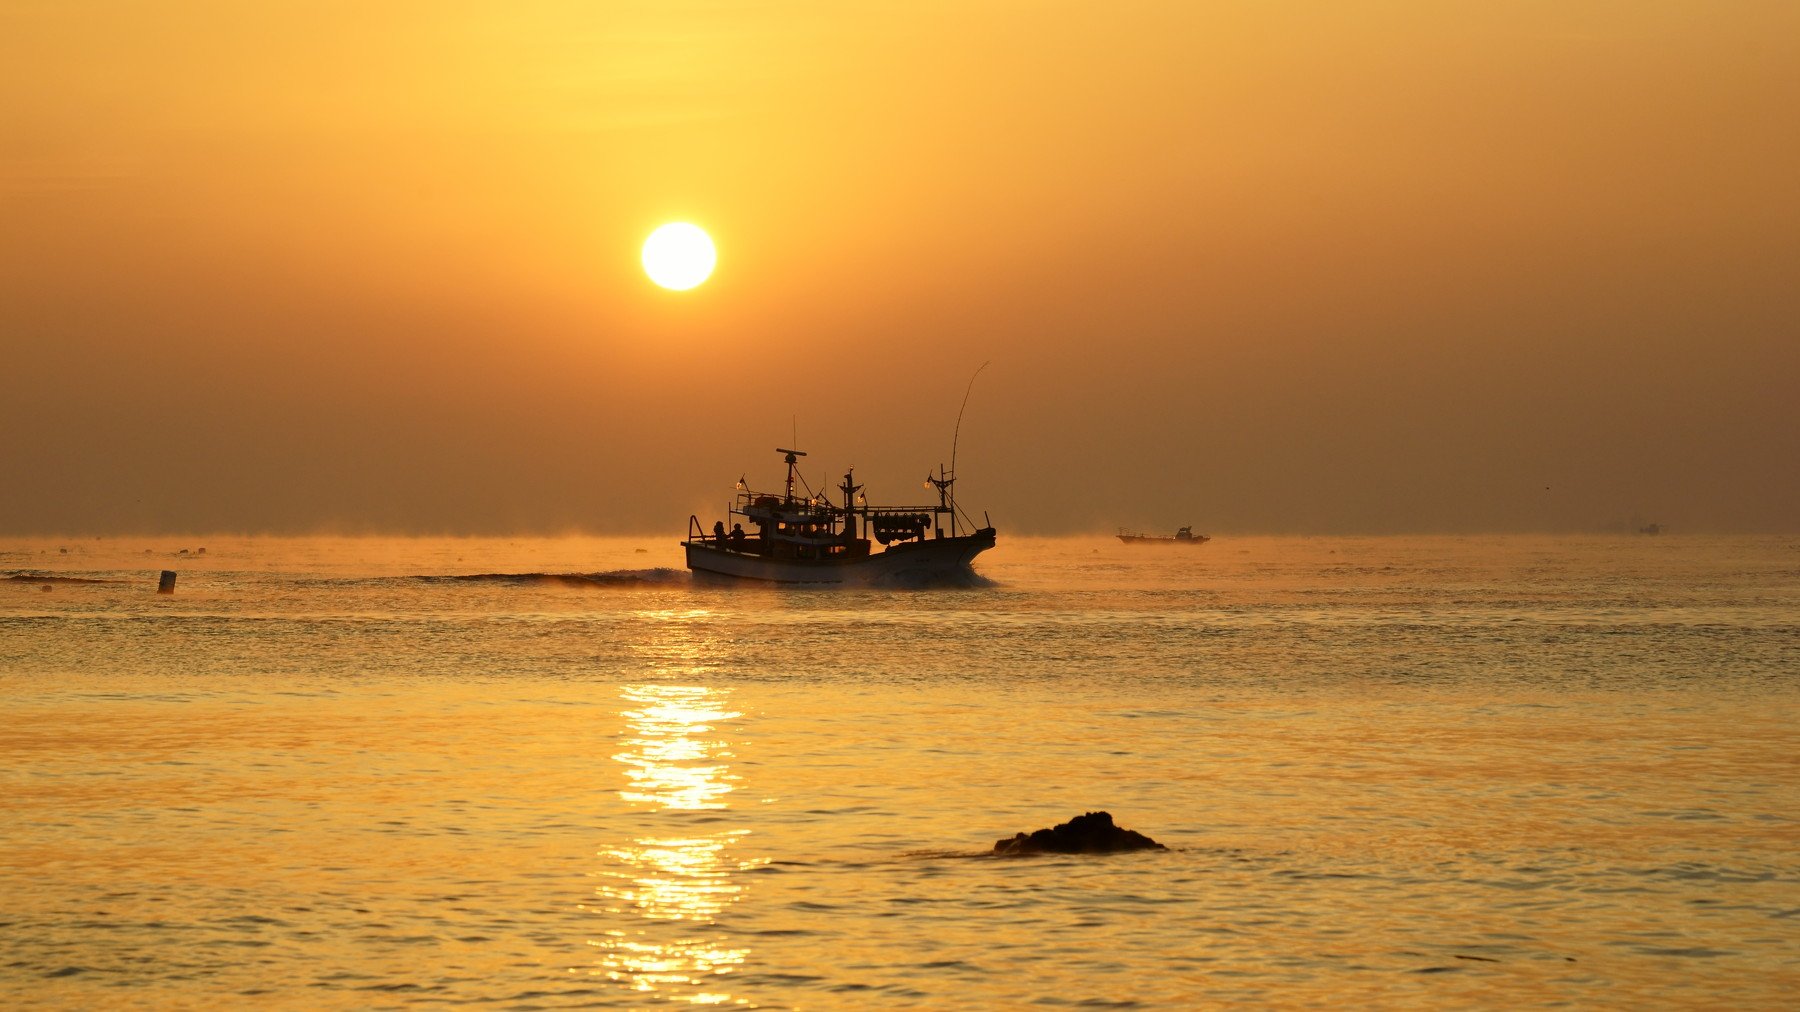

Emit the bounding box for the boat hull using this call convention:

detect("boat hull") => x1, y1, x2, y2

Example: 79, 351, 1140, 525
685, 529, 996, 586
1116, 535, 1210, 545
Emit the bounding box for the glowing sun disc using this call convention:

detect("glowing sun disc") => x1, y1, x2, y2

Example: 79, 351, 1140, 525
642, 223, 716, 290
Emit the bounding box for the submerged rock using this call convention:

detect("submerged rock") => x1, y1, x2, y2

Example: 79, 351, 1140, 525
993, 811, 1165, 855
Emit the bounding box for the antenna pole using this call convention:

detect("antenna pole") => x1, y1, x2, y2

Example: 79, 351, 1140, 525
948, 361, 988, 536
949, 361, 988, 485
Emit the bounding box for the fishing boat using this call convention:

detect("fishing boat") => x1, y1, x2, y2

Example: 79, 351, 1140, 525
1117, 526, 1210, 546
683, 448, 997, 585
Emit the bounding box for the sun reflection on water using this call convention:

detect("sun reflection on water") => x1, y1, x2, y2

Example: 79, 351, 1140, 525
584, 681, 756, 1005
614, 686, 739, 811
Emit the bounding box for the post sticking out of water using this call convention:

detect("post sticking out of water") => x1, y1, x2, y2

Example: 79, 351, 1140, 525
158, 570, 176, 595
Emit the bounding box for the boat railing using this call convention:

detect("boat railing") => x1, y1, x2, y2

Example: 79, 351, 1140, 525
686, 515, 732, 543
686, 514, 762, 554
733, 490, 837, 519
862, 505, 952, 519
731, 488, 956, 512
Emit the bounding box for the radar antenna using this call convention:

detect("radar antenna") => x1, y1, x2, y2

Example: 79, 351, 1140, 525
776, 447, 807, 502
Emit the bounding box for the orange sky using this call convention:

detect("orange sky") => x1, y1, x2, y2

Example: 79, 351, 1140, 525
4, 2, 1797, 534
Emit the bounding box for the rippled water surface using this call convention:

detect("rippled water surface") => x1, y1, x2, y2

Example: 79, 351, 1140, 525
3, 534, 1798, 1007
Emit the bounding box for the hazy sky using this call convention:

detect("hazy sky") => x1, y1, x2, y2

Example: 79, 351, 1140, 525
5, 2, 1797, 535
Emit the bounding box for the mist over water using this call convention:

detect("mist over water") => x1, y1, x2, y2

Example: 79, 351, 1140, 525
3, 534, 1797, 1006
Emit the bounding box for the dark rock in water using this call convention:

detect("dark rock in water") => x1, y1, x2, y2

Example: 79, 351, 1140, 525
994, 811, 1166, 855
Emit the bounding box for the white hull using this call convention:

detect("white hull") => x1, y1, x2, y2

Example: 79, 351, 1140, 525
685, 530, 995, 586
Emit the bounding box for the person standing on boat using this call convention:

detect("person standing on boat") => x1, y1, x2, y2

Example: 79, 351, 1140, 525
713, 520, 726, 542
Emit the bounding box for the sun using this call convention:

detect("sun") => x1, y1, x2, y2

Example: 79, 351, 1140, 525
641, 222, 716, 291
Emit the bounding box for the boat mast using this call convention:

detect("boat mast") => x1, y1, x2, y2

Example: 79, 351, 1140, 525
927, 465, 956, 537
840, 468, 862, 539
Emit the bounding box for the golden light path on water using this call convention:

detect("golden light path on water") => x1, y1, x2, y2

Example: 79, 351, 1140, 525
584, 609, 756, 1004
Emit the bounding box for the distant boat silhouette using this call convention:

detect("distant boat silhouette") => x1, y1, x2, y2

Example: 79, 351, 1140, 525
1117, 526, 1210, 546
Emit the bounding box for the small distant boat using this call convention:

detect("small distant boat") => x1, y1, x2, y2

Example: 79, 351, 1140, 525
1117, 526, 1210, 546
1639, 523, 1664, 535
683, 448, 996, 585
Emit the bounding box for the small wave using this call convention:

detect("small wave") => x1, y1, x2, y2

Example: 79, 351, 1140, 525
868, 570, 1000, 590
413, 568, 690, 588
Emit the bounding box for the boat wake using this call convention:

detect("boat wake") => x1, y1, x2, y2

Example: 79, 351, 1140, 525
4, 572, 127, 585
412, 568, 691, 588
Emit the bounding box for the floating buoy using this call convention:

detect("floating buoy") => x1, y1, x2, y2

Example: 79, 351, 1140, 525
157, 571, 177, 595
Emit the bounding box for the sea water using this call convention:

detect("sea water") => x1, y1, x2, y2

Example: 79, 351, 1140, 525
2, 534, 1796, 1008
